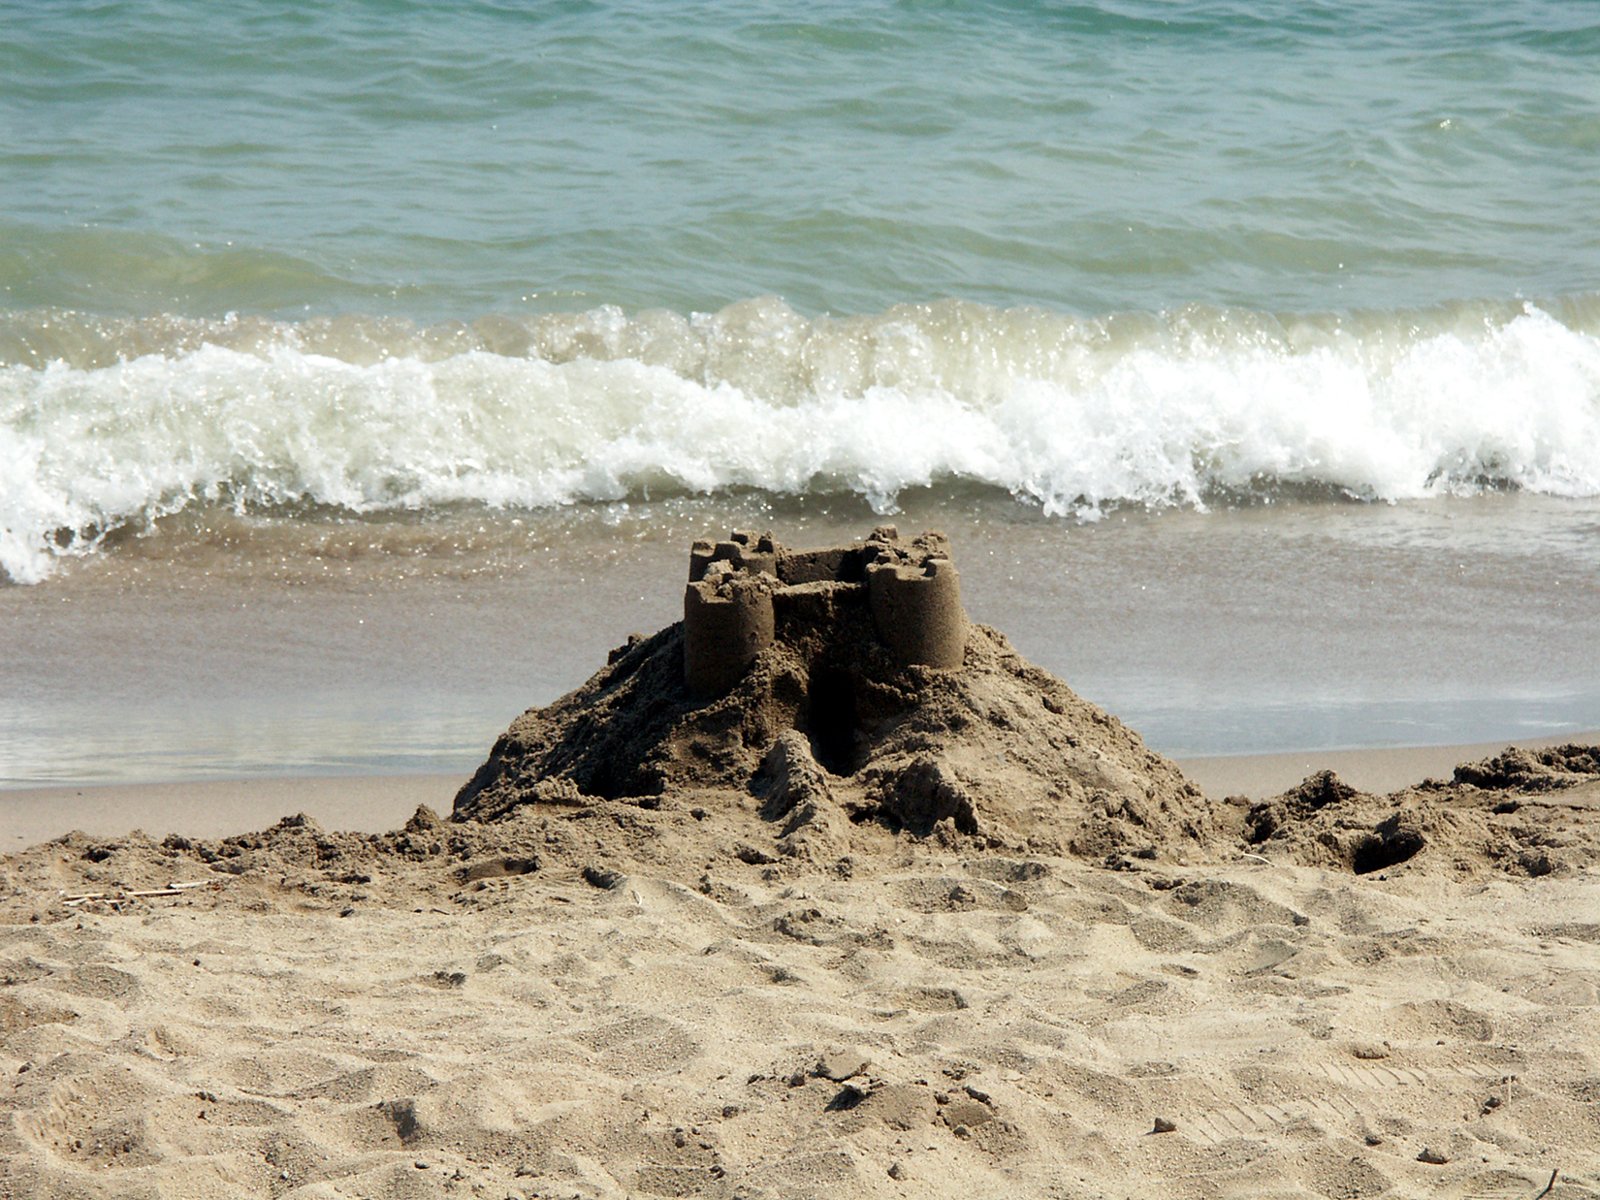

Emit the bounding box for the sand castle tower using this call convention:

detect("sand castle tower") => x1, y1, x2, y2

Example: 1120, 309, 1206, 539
682, 526, 967, 698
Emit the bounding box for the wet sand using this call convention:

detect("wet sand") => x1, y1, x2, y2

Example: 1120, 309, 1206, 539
1, 774, 463, 850
6, 493, 1599, 787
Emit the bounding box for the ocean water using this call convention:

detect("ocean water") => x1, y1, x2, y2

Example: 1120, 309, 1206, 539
3, 1, 1599, 787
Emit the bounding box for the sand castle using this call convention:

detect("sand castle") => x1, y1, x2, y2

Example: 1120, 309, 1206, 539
683, 526, 967, 697
452, 525, 1216, 862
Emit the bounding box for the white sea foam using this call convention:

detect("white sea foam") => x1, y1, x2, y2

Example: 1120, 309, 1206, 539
3, 297, 1599, 583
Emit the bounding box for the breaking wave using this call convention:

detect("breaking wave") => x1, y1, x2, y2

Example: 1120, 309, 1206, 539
4, 294, 1600, 583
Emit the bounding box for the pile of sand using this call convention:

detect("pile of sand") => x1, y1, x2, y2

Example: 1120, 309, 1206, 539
1240, 745, 1600, 878
455, 528, 1213, 867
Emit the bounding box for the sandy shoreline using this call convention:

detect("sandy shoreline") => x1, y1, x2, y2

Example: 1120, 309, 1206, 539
1176, 730, 1600, 805
1, 774, 465, 852
4, 534, 1597, 1200
5, 732, 1597, 851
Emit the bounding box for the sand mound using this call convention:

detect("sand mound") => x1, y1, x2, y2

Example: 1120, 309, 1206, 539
1242, 746, 1600, 877
1451, 743, 1600, 791
453, 528, 1212, 865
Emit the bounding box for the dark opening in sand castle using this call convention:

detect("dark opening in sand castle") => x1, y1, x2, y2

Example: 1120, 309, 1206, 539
454, 527, 1215, 863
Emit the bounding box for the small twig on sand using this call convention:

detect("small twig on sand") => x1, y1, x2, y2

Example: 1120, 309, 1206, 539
62, 880, 220, 905
1533, 1168, 1558, 1199
1239, 852, 1273, 865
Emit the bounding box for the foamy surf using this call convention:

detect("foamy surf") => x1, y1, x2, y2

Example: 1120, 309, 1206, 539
4, 295, 1599, 583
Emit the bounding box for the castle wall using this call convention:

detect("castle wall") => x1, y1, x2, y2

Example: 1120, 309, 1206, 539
776, 547, 862, 584
683, 528, 967, 695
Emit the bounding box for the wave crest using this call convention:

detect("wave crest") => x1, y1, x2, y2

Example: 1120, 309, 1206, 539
4, 295, 1599, 582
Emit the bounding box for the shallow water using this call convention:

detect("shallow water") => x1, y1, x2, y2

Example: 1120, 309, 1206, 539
3, 492, 1596, 787
6, 1, 1598, 320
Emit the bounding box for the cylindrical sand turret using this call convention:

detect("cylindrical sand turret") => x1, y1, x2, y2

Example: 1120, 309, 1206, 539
689, 530, 778, 582
866, 557, 967, 668
683, 575, 776, 697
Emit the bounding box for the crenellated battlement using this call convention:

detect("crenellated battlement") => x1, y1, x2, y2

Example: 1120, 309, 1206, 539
682, 525, 967, 697
688, 529, 778, 583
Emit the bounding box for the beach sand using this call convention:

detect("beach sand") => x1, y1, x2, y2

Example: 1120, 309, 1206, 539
2, 763, 1597, 1198
5, 746, 1599, 1198
3, 527, 1597, 1198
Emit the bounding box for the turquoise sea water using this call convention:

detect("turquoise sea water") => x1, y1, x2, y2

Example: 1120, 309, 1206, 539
2, 1, 1599, 785
5, 0, 1599, 321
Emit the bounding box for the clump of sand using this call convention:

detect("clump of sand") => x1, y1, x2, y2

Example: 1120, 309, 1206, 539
1240, 745, 1600, 878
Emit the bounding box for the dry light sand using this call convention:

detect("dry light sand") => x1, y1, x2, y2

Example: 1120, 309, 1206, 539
2, 527, 1597, 1199
4, 753, 1598, 1200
